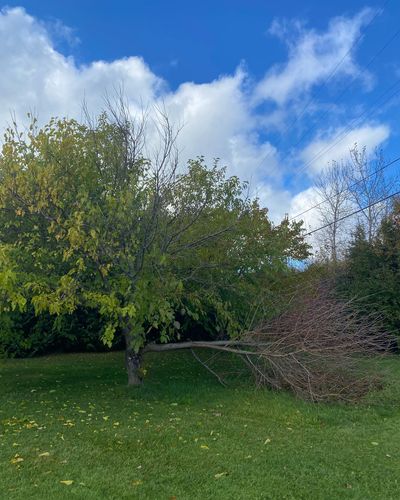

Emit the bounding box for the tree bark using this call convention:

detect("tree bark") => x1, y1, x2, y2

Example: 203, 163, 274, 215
123, 328, 142, 386
143, 340, 266, 355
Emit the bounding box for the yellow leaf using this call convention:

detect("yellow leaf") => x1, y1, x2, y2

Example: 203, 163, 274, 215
264, 438, 271, 445
214, 472, 228, 479
200, 444, 209, 450
60, 480, 73, 486
132, 480, 143, 486
39, 452, 50, 457
11, 455, 23, 464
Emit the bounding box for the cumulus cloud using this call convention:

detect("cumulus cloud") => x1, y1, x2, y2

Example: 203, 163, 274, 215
0, 7, 281, 201
0, 7, 164, 127
300, 123, 390, 175
254, 184, 293, 221
254, 8, 375, 105
0, 6, 393, 228
163, 71, 283, 184
289, 186, 321, 231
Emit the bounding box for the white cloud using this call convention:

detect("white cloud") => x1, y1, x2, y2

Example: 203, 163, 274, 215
254, 184, 293, 221
0, 7, 164, 128
0, 7, 281, 200
163, 71, 282, 183
0, 5, 394, 232
300, 123, 390, 175
289, 186, 321, 231
254, 8, 375, 105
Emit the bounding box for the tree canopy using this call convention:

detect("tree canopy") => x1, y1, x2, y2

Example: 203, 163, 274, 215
0, 110, 309, 383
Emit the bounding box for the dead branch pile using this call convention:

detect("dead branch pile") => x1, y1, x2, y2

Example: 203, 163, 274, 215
145, 283, 391, 402
240, 284, 389, 402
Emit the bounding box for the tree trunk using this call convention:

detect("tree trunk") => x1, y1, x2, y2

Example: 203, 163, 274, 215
124, 329, 142, 386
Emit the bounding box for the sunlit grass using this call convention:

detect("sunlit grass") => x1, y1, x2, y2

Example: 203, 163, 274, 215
1, 351, 400, 499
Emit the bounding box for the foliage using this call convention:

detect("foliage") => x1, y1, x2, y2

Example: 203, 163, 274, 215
0, 112, 308, 373
337, 200, 400, 335
0, 307, 112, 358
146, 279, 388, 402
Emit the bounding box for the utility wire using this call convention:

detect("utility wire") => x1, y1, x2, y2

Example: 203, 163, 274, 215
304, 188, 400, 236
281, 24, 400, 170
289, 155, 400, 221
278, 4, 388, 138
252, 2, 389, 173
286, 21, 400, 222
296, 78, 400, 175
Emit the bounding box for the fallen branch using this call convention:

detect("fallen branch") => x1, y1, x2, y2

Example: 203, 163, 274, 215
190, 348, 227, 387
144, 283, 391, 402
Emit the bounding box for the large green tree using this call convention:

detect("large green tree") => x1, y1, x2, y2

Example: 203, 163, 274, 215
0, 110, 308, 384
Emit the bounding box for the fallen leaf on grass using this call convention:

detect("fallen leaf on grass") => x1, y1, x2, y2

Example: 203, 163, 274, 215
39, 452, 50, 457
60, 480, 73, 486
10, 455, 23, 464
264, 438, 271, 445
200, 445, 209, 450
132, 480, 143, 486
214, 472, 228, 479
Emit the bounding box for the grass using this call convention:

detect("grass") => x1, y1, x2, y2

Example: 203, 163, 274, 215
1, 351, 400, 499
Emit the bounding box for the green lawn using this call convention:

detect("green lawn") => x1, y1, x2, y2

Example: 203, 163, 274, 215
1, 351, 400, 499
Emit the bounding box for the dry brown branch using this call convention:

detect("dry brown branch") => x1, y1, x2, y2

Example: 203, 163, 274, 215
241, 283, 389, 402
145, 282, 390, 402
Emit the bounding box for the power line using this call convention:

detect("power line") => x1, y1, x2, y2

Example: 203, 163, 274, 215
296, 78, 400, 175
286, 21, 400, 221
279, 4, 389, 139
280, 23, 400, 171
289, 155, 400, 221
252, 3, 388, 174
304, 188, 400, 236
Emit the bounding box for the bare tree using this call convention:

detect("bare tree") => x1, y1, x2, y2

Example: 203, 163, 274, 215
348, 144, 397, 242
314, 161, 352, 263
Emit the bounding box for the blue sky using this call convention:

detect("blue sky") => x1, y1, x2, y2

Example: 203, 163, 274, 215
0, 1, 399, 226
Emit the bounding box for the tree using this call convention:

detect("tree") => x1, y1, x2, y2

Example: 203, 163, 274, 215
348, 145, 396, 242
314, 160, 352, 263
0, 109, 308, 384
338, 199, 400, 335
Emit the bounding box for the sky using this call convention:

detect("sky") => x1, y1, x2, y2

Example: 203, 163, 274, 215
0, 0, 399, 229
